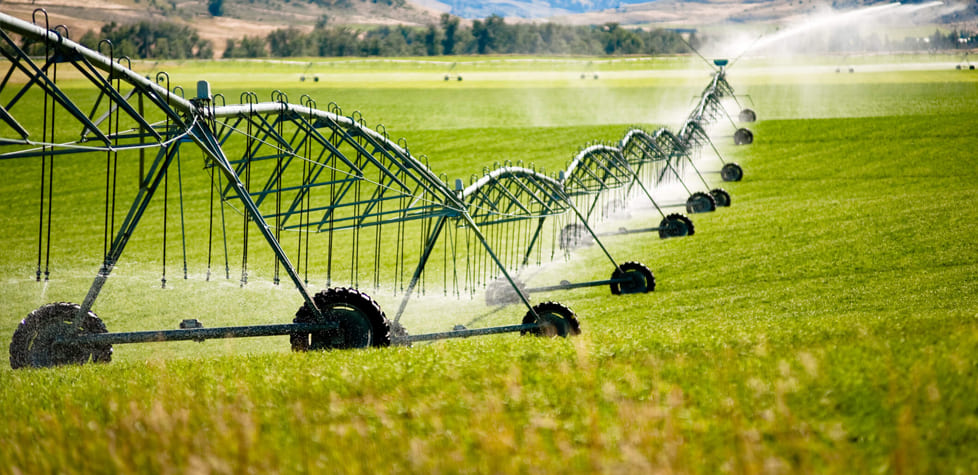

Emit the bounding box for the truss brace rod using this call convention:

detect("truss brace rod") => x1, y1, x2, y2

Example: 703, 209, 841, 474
559, 190, 620, 271
462, 212, 538, 316
188, 118, 324, 320
393, 215, 448, 323
77, 143, 179, 319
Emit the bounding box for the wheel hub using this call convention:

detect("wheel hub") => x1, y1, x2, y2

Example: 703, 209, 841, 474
29, 320, 74, 367
521, 302, 581, 338
291, 287, 391, 352
664, 217, 688, 237
687, 194, 714, 213
535, 314, 570, 337
619, 270, 648, 294
721, 163, 743, 182
309, 307, 372, 350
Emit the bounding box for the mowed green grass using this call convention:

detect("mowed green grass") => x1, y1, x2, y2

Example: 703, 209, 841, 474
1, 58, 978, 473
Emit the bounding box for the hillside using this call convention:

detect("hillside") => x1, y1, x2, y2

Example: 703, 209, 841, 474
404, 0, 978, 23
0, 0, 444, 57
551, 0, 978, 27
2, 0, 973, 58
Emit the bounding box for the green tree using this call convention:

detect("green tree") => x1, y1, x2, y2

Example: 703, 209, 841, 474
471, 19, 490, 54
440, 14, 459, 55
98, 21, 213, 59
241, 36, 267, 57
222, 38, 236, 59
315, 15, 329, 30
267, 28, 307, 56
424, 24, 440, 56
208, 0, 224, 16
484, 15, 508, 53
78, 30, 99, 50
602, 23, 643, 55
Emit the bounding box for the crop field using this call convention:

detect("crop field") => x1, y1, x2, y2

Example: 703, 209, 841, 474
1, 55, 978, 473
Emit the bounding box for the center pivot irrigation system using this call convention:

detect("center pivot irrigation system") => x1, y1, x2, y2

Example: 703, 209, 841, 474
0, 11, 753, 369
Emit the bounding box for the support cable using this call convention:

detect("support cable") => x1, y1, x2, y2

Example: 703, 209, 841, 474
218, 171, 230, 279
326, 150, 335, 287
161, 151, 168, 288
176, 150, 188, 279
241, 97, 254, 287
298, 146, 307, 284
395, 194, 406, 293
32, 9, 52, 282
373, 163, 383, 290
273, 100, 284, 286
207, 164, 215, 281
442, 215, 448, 295
101, 41, 114, 266
156, 72, 171, 289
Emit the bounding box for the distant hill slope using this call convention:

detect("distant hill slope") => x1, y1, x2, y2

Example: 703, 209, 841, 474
0, 0, 443, 57
416, 0, 977, 21
414, 0, 652, 19
2, 0, 972, 57
552, 0, 977, 26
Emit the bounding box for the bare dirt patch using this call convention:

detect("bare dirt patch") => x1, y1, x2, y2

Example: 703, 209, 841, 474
2, 0, 441, 58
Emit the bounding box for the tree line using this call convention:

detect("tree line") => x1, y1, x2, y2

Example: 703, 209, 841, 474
15, 22, 215, 60
224, 15, 696, 58
12, 14, 977, 60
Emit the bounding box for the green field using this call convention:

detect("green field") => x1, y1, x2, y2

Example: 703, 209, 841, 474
2, 56, 978, 473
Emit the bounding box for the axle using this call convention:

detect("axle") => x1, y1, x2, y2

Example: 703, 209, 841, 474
526, 276, 632, 293
68, 321, 550, 346
394, 324, 539, 344
70, 322, 338, 346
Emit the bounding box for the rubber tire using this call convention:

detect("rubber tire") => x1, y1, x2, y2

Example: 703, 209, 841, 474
291, 287, 391, 351
485, 276, 529, 307
520, 302, 581, 338
710, 188, 731, 207
734, 128, 754, 145
739, 108, 757, 123
721, 162, 743, 182
677, 214, 695, 236
10, 302, 112, 369
610, 261, 656, 295
686, 191, 717, 214
658, 213, 694, 238
559, 223, 593, 250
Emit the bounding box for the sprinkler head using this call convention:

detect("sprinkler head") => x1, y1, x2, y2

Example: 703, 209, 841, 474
196, 80, 212, 101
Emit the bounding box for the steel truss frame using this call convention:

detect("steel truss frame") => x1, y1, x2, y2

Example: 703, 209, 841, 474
0, 11, 750, 366
0, 12, 570, 361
